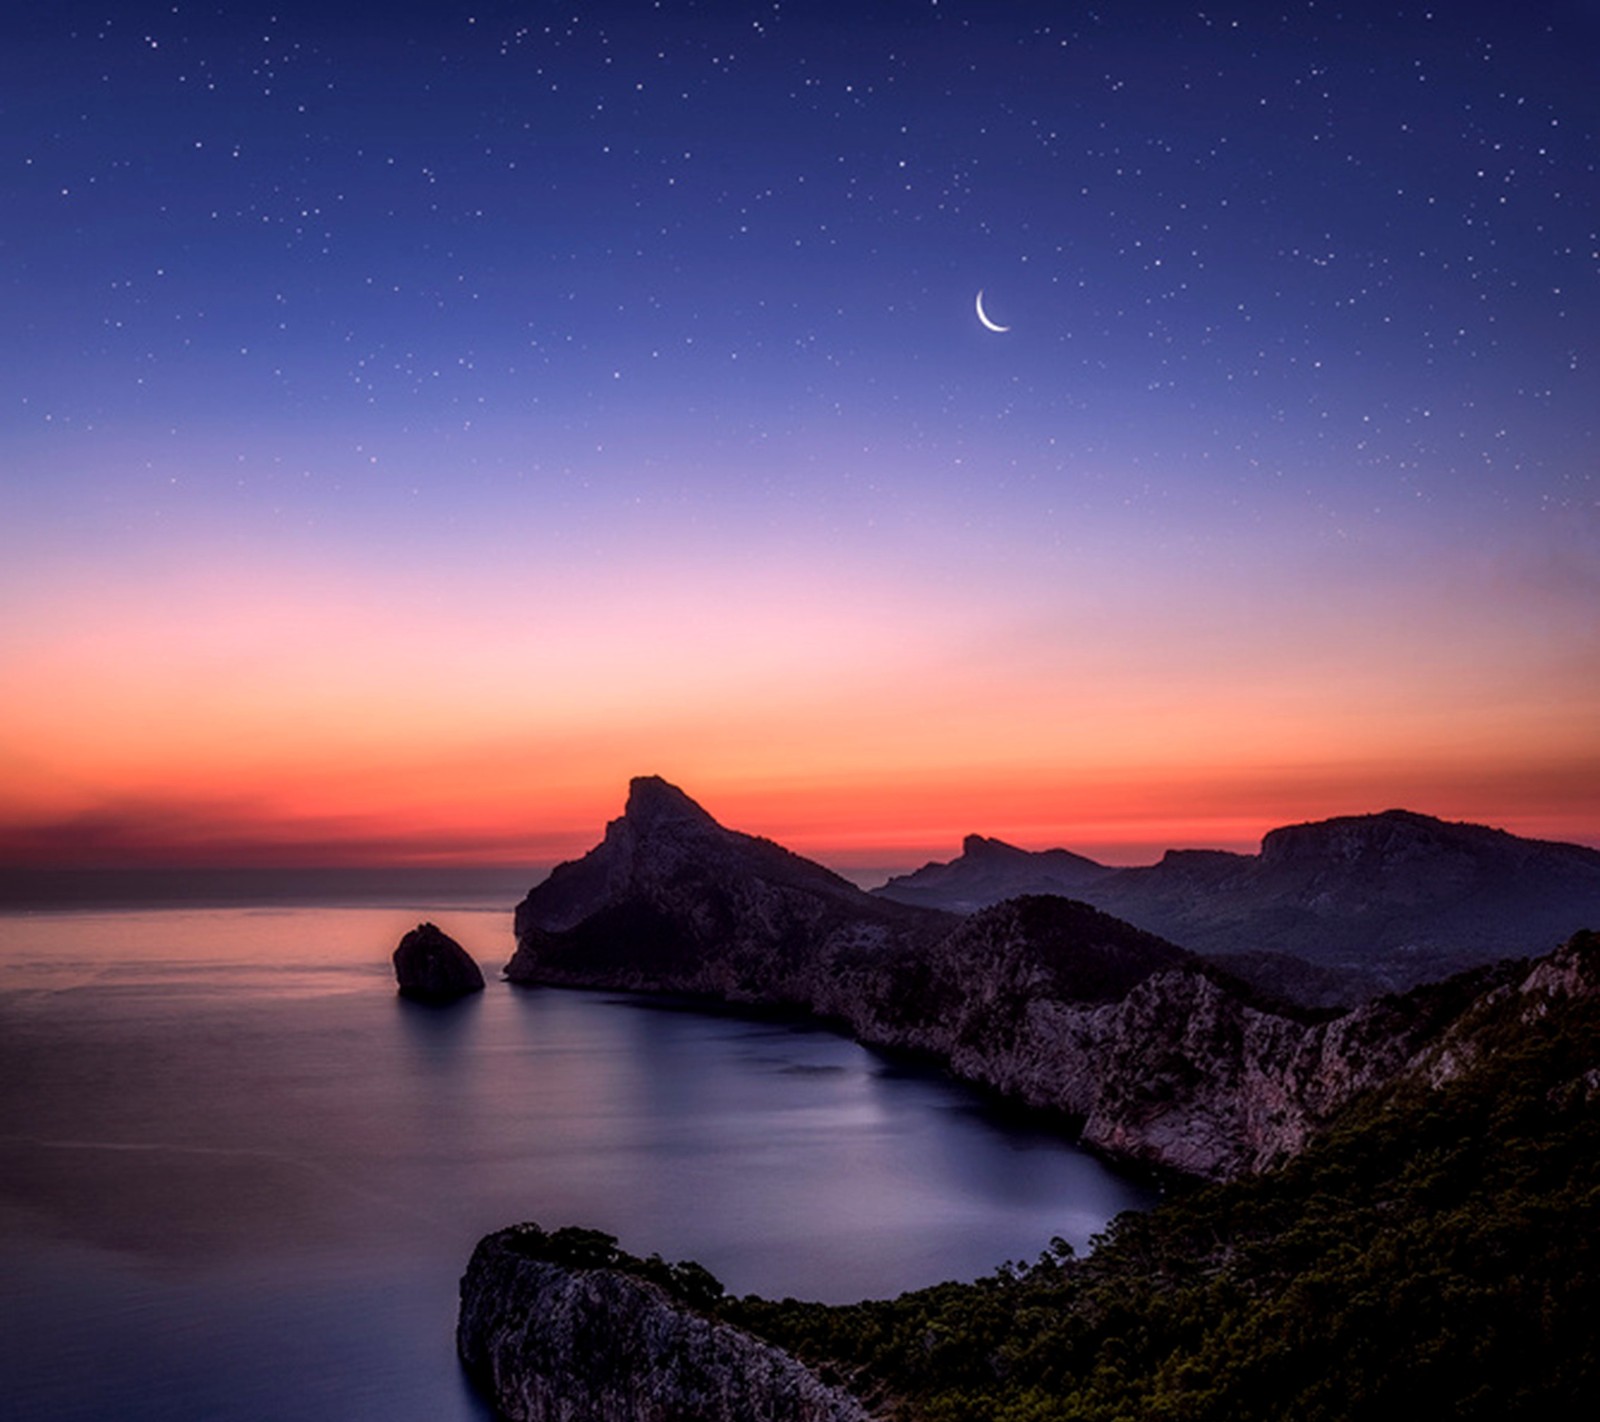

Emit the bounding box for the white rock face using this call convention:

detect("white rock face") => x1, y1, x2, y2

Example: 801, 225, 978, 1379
458, 1232, 873, 1422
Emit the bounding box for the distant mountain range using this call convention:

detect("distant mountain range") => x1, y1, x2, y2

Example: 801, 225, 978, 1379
875, 834, 1111, 913
507, 778, 1598, 1180
876, 809, 1600, 1003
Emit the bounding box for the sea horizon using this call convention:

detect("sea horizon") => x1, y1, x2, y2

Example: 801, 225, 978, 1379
0, 899, 1157, 1420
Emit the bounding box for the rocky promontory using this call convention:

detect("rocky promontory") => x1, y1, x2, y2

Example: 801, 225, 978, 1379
393, 921, 485, 1002
510, 775, 955, 1005
458, 1225, 873, 1422
506, 779, 1537, 1179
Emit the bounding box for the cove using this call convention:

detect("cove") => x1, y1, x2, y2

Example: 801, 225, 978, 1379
0, 906, 1155, 1422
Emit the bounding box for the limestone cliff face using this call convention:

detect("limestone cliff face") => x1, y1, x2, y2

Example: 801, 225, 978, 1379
1414, 929, 1600, 1090
458, 1229, 873, 1422
837, 898, 1491, 1178
1054, 969, 1492, 1175
506, 780, 1573, 1181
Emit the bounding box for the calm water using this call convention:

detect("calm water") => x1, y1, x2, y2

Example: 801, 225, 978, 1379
0, 905, 1154, 1421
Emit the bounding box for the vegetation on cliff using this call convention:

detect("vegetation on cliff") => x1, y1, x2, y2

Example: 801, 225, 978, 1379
494, 1222, 728, 1313
725, 932, 1600, 1420
473, 935, 1598, 1420
460, 1224, 872, 1422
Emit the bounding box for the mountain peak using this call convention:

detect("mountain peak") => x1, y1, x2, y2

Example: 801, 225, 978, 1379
1258, 808, 1504, 866
875, 833, 1110, 912
623, 776, 719, 831
961, 833, 1020, 859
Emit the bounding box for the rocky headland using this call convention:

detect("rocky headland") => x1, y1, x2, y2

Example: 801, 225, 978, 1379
393, 921, 485, 1003
458, 1225, 872, 1422
510, 775, 955, 1006
506, 778, 1564, 1180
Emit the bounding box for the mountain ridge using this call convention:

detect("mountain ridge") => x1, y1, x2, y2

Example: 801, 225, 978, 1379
505, 778, 1582, 1179
874, 806, 1600, 1001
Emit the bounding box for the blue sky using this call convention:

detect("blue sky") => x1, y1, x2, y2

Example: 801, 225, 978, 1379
3, 0, 1596, 870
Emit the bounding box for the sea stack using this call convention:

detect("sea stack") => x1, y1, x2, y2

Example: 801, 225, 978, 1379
393, 922, 486, 1003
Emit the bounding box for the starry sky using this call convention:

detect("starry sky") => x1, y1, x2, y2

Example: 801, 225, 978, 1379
2, 0, 1597, 878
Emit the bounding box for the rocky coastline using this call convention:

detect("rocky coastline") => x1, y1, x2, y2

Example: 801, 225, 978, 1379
505, 778, 1524, 1180
464, 783, 1599, 1420
458, 1226, 873, 1422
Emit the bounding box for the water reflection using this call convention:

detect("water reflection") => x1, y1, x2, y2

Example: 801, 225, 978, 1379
393, 989, 484, 1071
1, 908, 1157, 1421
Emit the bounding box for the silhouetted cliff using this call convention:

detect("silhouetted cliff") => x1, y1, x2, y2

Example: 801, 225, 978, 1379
510, 775, 954, 1006
507, 780, 1539, 1179
875, 834, 1111, 913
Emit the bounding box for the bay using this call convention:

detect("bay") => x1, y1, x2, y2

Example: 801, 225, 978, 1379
0, 904, 1154, 1421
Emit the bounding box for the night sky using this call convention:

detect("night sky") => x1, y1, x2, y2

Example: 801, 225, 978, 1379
3, 0, 1597, 876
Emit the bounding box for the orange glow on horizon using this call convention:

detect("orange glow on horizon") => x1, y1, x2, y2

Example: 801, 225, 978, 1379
4, 747, 1596, 879
2, 526, 1596, 877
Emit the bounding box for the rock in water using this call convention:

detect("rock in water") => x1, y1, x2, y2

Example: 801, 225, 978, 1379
458, 1226, 873, 1422
393, 921, 486, 1002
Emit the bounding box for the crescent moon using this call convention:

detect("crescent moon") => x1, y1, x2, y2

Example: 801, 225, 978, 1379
975, 289, 1010, 334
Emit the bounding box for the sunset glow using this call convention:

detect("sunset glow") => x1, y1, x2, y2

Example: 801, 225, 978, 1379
3, 1, 1596, 881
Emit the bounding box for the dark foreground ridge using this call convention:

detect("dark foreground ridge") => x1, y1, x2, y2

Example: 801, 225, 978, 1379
507, 778, 1576, 1180
466, 933, 1600, 1420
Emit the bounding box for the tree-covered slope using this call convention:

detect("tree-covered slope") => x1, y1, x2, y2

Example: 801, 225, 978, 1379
727, 930, 1600, 1421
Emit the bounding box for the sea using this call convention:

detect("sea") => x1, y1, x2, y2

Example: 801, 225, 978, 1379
0, 899, 1156, 1421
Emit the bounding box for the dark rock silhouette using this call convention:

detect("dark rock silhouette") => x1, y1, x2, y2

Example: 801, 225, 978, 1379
1088, 808, 1600, 991
875, 832, 1110, 913
874, 808, 1600, 1001
393, 921, 485, 1002
458, 1226, 872, 1422
505, 778, 1547, 1179
510, 774, 954, 1002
